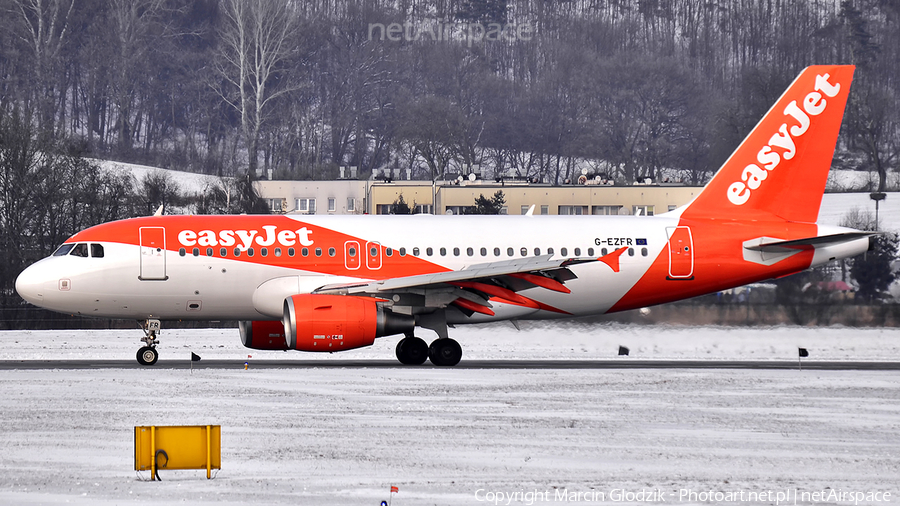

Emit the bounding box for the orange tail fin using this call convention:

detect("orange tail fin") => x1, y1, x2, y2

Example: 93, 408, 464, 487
683, 65, 854, 223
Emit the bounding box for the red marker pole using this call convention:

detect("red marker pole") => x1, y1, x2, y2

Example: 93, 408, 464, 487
389, 485, 399, 506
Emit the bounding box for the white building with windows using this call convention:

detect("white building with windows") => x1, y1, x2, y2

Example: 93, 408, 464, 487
258, 180, 367, 215
254, 179, 701, 216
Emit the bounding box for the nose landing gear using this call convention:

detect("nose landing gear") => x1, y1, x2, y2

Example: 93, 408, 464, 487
136, 319, 161, 366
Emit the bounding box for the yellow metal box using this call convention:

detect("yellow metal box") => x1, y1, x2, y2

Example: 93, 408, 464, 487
135, 425, 221, 479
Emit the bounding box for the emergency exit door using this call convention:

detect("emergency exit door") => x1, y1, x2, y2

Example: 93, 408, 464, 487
666, 226, 694, 279
139, 227, 167, 280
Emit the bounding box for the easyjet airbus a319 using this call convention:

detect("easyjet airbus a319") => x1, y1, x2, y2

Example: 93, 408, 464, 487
16, 65, 870, 366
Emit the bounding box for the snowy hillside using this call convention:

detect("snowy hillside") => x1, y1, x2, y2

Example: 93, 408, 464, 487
95, 160, 223, 194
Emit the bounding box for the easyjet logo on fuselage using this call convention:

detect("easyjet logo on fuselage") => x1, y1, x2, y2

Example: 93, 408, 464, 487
177, 226, 314, 250
726, 73, 841, 206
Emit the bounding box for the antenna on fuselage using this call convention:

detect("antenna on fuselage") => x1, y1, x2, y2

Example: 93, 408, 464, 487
153, 205, 164, 217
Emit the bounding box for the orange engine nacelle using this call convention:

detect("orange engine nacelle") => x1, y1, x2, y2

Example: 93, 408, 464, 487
239, 320, 289, 350
283, 294, 414, 352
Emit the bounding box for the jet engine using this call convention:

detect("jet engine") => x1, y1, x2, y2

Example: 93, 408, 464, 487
283, 294, 414, 352
239, 320, 289, 350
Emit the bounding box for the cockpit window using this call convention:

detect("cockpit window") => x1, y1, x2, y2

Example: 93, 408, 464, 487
53, 244, 75, 256
90, 244, 104, 258
70, 243, 89, 257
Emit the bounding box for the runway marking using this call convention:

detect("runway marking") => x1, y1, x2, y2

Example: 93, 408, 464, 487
1, 359, 899, 370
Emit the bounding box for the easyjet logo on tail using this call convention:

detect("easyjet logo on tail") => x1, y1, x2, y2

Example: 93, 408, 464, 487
727, 73, 842, 206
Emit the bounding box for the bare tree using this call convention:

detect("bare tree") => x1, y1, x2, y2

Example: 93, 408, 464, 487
215, 0, 300, 178
6, 0, 76, 132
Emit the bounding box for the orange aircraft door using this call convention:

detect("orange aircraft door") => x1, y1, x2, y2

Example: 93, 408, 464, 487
139, 227, 167, 280
366, 241, 382, 270
666, 226, 694, 279
344, 241, 360, 270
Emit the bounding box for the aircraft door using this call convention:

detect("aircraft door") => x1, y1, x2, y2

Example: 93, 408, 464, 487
366, 241, 382, 270
666, 226, 694, 279
344, 241, 360, 270
139, 227, 167, 280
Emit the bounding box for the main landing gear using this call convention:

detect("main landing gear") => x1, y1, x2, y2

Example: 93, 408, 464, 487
395, 335, 462, 366
136, 319, 161, 366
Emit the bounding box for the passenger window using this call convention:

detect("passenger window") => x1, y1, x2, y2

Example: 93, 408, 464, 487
90, 244, 104, 258
520, 247, 527, 256
302, 248, 309, 256
426, 247, 433, 256
247, 248, 254, 257
628, 248, 634, 256
399, 247, 406, 256
440, 247, 446, 256
547, 247, 554, 255
561, 247, 568, 256
534, 248, 541, 256
480, 247, 487, 256
453, 247, 460, 256
370, 247, 377, 256
206, 248, 214, 257
328, 247, 335, 257
220, 248, 227, 257
493, 247, 500, 256
261, 248, 268, 257
601, 248, 608, 256
574, 247, 581, 256
588, 248, 594, 256
507, 247, 514, 257
413, 247, 420, 256
71, 243, 89, 257
348, 247, 356, 257
53, 244, 74, 256
193, 247, 200, 257
641, 247, 648, 257
386, 248, 393, 257
315, 248, 322, 257
233, 248, 241, 257
288, 248, 295, 257
179, 248, 186, 257
466, 247, 473, 256
275, 248, 282, 257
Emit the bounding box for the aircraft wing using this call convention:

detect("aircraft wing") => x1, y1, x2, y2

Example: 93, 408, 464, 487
313, 254, 600, 316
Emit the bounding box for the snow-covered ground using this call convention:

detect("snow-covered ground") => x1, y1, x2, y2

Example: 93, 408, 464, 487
819, 192, 900, 230
3, 322, 900, 362
1, 324, 898, 505
96, 160, 223, 195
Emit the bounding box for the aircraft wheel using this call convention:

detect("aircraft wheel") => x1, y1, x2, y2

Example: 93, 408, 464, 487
396, 337, 428, 365
428, 338, 462, 367
137, 346, 159, 366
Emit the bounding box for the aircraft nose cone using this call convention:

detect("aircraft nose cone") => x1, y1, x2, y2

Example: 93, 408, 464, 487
15, 263, 46, 305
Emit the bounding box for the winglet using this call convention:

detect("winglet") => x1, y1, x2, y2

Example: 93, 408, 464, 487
598, 247, 628, 273
153, 205, 164, 217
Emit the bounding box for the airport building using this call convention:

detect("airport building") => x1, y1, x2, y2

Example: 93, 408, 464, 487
254, 179, 702, 216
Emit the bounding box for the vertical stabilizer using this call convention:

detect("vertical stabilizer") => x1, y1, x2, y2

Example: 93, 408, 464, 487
683, 65, 854, 223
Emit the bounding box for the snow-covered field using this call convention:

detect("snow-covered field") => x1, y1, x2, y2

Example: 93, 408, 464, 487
1, 324, 898, 505
96, 160, 223, 195
819, 192, 900, 231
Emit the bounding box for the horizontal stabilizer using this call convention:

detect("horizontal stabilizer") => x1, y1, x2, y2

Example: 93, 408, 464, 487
744, 232, 874, 252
